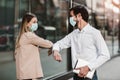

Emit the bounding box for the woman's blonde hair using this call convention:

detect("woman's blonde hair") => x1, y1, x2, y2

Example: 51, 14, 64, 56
15, 13, 36, 48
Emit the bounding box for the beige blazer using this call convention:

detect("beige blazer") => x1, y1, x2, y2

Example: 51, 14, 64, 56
15, 32, 53, 79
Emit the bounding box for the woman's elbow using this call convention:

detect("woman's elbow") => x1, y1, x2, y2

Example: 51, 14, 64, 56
46, 42, 53, 48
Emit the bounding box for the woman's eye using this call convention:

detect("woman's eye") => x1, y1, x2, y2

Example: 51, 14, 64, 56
33, 21, 37, 23
34, 21, 37, 23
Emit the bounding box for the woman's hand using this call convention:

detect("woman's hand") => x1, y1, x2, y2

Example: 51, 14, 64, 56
48, 48, 52, 56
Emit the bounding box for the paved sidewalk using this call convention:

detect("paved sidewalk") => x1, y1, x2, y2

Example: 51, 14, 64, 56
97, 55, 120, 80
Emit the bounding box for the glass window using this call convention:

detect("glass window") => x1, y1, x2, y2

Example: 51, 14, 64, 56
0, 0, 69, 79
0, 0, 14, 25
18, 0, 69, 78
0, 0, 15, 51
30, 0, 69, 78
19, 0, 29, 18
0, 0, 16, 80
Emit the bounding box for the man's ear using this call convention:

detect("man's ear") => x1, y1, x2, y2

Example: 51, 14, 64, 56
78, 13, 82, 19
77, 13, 82, 21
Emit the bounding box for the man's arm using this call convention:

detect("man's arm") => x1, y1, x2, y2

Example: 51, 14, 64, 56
52, 34, 72, 62
88, 31, 110, 71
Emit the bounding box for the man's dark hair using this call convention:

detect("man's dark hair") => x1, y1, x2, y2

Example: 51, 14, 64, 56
70, 5, 89, 22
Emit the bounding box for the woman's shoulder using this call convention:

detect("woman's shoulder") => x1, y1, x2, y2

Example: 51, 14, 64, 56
24, 31, 34, 35
23, 32, 36, 38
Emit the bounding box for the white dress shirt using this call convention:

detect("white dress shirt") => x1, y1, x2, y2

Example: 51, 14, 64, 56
53, 24, 110, 70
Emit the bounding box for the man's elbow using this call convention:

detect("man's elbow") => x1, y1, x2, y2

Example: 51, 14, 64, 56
105, 53, 111, 61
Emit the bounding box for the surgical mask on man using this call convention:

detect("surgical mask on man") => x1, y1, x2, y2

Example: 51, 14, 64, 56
30, 23, 38, 32
69, 17, 76, 27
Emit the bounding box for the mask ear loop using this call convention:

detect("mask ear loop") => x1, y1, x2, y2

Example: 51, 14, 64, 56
73, 16, 78, 29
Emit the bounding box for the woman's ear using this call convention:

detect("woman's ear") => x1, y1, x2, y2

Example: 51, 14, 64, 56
26, 23, 30, 28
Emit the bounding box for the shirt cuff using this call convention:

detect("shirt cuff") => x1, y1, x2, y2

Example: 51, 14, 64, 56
52, 45, 60, 52
87, 64, 93, 71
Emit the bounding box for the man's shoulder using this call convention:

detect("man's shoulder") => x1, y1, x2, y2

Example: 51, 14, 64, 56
68, 29, 78, 34
87, 26, 101, 38
89, 26, 100, 33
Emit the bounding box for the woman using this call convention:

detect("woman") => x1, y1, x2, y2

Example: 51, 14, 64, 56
15, 13, 53, 80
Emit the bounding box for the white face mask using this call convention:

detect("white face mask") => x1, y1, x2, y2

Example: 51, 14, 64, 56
29, 23, 38, 32
69, 17, 76, 27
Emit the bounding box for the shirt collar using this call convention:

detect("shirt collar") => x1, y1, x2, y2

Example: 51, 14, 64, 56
76, 23, 90, 33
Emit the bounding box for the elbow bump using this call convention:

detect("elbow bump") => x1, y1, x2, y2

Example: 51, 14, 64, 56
47, 43, 53, 48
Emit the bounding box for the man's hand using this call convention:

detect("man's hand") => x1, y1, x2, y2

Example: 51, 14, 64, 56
53, 50, 62, 62
75, 66, 90, 78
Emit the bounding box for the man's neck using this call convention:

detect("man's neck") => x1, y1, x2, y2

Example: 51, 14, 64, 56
78, 20, 88, 31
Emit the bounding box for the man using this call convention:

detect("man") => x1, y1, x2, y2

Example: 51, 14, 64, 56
52, 6, 110, 80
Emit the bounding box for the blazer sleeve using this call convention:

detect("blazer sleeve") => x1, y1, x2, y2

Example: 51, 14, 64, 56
27, 32, 53, 48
